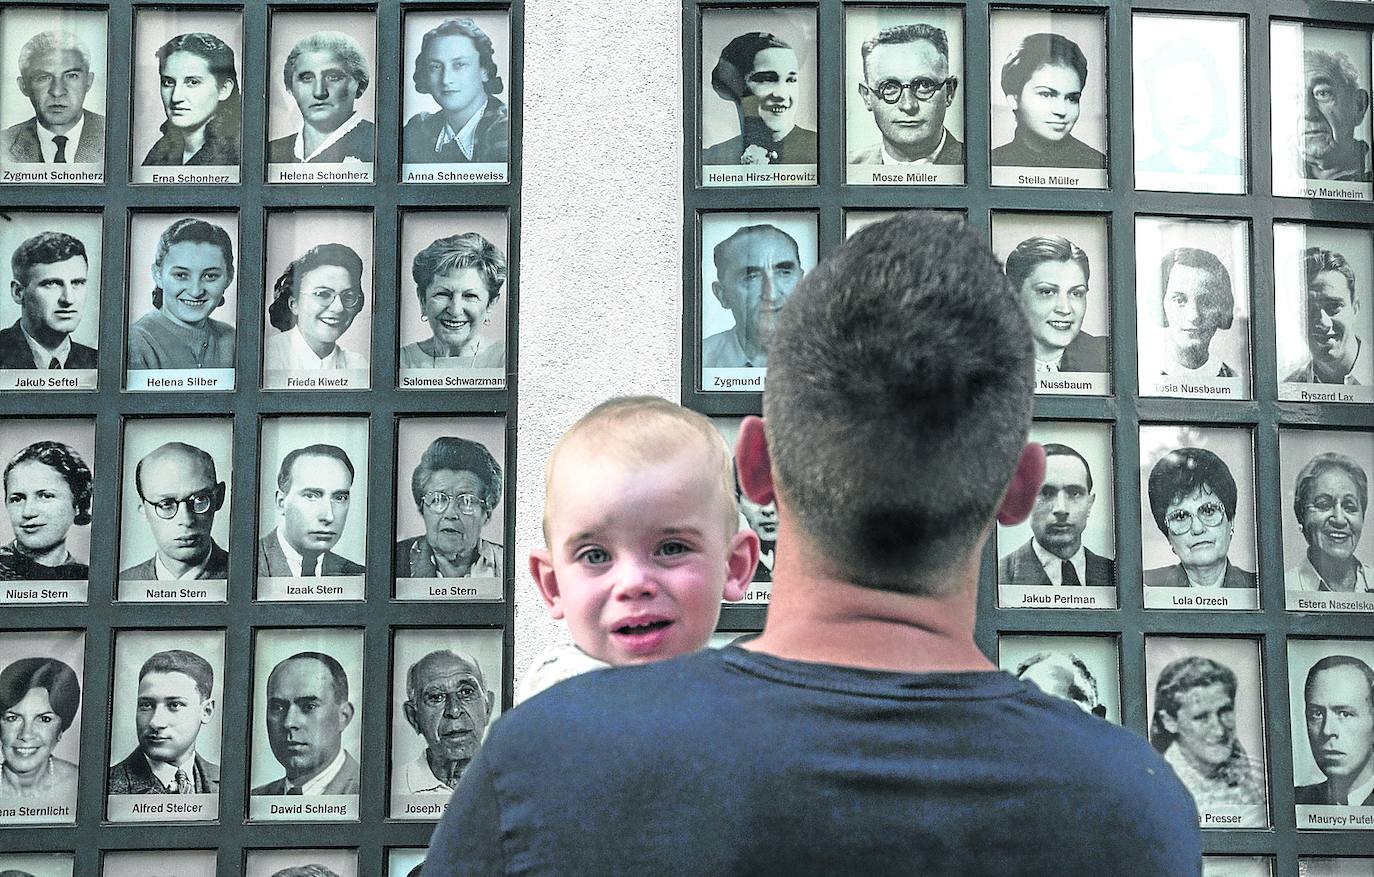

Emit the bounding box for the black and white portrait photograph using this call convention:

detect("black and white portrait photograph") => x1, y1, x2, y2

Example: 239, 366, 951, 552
988, 9, 1107, 189
699, 211, 817, 393
700, 8, 817, 187
1275, 223, 1373, 404
398, 211, 508, 389
106, 629, 225, 823
1281, 429, 1374, 612
713, 417, 776, 603
401, 10, 510, 184
257, 416, 368, 602
0, 211, 101, 390
1132, 14, 1246, 195
266, 11, 377, 184
124, 212, 239, 392
0, 852, 73, 877
248, 628, 364, 822
129, 9, 242, 185
388, 628, 502, 818
845, 208, 963, 239
1136, 216, 1252, 400
997, 634, 1120, 723
1146, 636, 1269, 828
388, 850, 426, 877
100, 850, 215, 877
118, 418, 232, 604
0, 8, 106, 184
1299, 860, 1374, 877
0, 629, 84, 825
1203, 856, 1272, 877
1271, 22, 1372, 201
997, 421, 1116, 609
1139, 425, 1259, 610
845, 7, 965, 186
263, 210, 373, 391
991, 212, 1111, 395
1288, 638, 1374, 827
0, 418, 95, 605
394, 417, 505, 602
244, 849, 357, 877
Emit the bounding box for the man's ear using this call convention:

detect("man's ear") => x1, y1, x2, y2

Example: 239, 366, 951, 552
199, 697, 215, 726
711, 279, 727, 308
529, 548, 565, 619
212, 482, 227, 512
734, 416, 775, 508
722, 528, 760, 603
997, 442, 1045, 526
9, 280, 23, 305
402, 700, 419, 733
859, 83, 877, 113
275, 488, 286, 515
339, 700, 355, 728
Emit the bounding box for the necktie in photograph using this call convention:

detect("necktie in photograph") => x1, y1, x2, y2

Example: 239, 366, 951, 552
286, 785, 303, 795
48, 357, 62, 370
174, 768, 193, 795
1060, 560, 1082, 586
301, 554, 318, 576
52, 135, 68, 163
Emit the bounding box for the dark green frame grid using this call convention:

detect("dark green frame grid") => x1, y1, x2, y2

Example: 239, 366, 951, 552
1, 0, 523, 873
682, 0, 1374, 871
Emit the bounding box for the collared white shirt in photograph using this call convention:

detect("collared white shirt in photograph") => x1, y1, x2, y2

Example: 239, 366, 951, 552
879, 130, 947, 167
294, 112, 365, 163
145, 750, 199, 792
1342, 771, 1374, 807
37, 114, 86, 163
264, 326, 368, 372
1030, 539, 1086, 586
1291, 339, 1373, 387
401, 751, 452, 794
19, 322, 71, 368
290, 747, 348, 796
154, 552, 211, 582
1286, 556, 1372, 593
434, 97, 488, 160
275, 527, 308, 577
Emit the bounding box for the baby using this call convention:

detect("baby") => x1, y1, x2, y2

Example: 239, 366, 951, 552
519, 396, 759, 701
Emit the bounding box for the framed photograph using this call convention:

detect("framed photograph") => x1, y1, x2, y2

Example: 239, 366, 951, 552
1299, 859, 1374, 876
388, 849, 426, 877
117, 417, 233, 603
0, 628, 84, 824
0, 210, 101, 390
712, 417, 777, 603
394, 417, 505, 601
244, 849, 357, 877
256, 416, 369, 602
106, 629, 225, 822
1274, 222, 1373, 403
1281, 429, 1374, 612
101, 851, 215, 877
401, 9, 510, 184
996, 421, 1116, 608
398, 211, 508, 389
1139, 425, 1258, 610
1132, 14, 1246, 195
0, 7, 107, 184
0, 852, 74, 877
124, 211, 239, 392
1145, 636, 1269, 828
388, 628, 503, 818
991, 212, 1111, 395
699, 7, 817, 187
1136, 216, 1252, 400
129, 8, 243, 185
1288, 638, 1374, 824
1203, 857, 1272, 877
266, 10, 376, 184
844, 6, 965, 186
262, 210, 373, 391
699, 211, 817, 393
997, 634, 1121, 723
988, 8, 1107, 189
1271, 22, 1373, 201
844, 208, 964, 239
0, 417, 95, 604
248, 628, 364, 822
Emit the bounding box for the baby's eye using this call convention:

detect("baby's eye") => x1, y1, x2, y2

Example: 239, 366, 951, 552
657, 540, 691, 557
578, 547, 611, 565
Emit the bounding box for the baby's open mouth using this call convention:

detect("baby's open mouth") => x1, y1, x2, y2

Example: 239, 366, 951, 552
615, 620, 671, 635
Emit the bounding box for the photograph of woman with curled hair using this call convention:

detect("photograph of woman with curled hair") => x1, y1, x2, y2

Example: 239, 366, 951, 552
0, 440, 92, 583
991, 28, 1106, 171
0, 654, 81, 811
1005, 234, 1106, 375
400, 232, 506, 372
140, 30, 241, 170
402, 14, 508, 166
263, 242, 369, 386
395, 435, 503, 582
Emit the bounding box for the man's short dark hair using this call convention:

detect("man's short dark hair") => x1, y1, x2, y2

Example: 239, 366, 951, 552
414, 18, 504, 96
1146, 447, 1238, 536
11, 231, 87, 288
1304, 654, 1374, 710
1042, 443, 1092, 492
277, 444, 355, 494
139, 649, 214, 701
277, 651, 349, 703
1304, 246, 1358, 308
1000, 33, 1087, 98
1157, 247, 1234, 330
859, 23, 949, 79
270, 867, 342, 877
762, 212, 1034, 594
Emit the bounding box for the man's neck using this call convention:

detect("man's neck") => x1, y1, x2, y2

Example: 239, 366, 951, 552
1313, 338, 1359, 383
19, 315, 65, 352
425, 746, 468, 788
733, 327, 766, 366
158, 547, 208, 579
1307, 141, 1362, 178
884, 131, 941, 163
1330, 757, 1374, 804
40, 115, 79, 137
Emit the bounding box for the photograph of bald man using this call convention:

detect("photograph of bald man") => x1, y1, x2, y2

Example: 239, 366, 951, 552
253, 651, 359, 796
258, 444, 364, 578
1, 29, 103, 165
108, 649, 218, 796
850, 22, 962, 168
702, 223, 803, 370
1, 231, 94, 372
999, 443, 1114, 587
399, 650, 493, 795
1297, 655, 1374, 807
120, 442, 227, 582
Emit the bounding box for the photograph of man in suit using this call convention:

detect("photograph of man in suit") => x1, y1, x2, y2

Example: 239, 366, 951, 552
850, 23, 962, 167
1, 30, 103, 165
253, 651, 359, 796
1285, 247, 1370, 387
403, 18, 508, 165
267, 32, 374, 165
1297, 654, 1374, 807
1, 231, 95, 371
120, 442, 228, 582
398, 650, 492, 795
1296, 49, 1371, 184
999, 442, 1114, 586
258, 444, 364, 578
702, 224, 803, 369
107, 649, 219, 796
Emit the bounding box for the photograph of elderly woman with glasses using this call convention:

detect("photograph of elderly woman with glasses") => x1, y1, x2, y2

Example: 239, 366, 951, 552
1281, 431, 1373, 606
395, 432, 503, 599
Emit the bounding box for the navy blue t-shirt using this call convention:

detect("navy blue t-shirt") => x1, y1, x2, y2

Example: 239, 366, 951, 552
425, 646, 1200, 877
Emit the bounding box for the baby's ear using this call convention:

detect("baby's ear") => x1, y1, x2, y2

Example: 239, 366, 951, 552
529, 548, 565, 618
721, 528, 759, 603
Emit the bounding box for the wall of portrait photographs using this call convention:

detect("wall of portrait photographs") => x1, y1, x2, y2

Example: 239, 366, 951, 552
0, 1, 520, 874
684, 1, 1374, 874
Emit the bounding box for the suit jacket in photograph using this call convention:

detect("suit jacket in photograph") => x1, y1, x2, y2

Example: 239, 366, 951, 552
998, 539, 1115, 587
1, 110, 105, 163
266, 120, 376, 165
1058, 331, 1109, 374
119, 541, 230, 581
402, 97, 510, 164
107, 748, 220, 795
1295, 779, 1374, 806
1143, 562, 1257, 589
257, 527, 364, 577
0, 320, 97, 370
847, 130, 965, 166
251, 750, 361, 796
